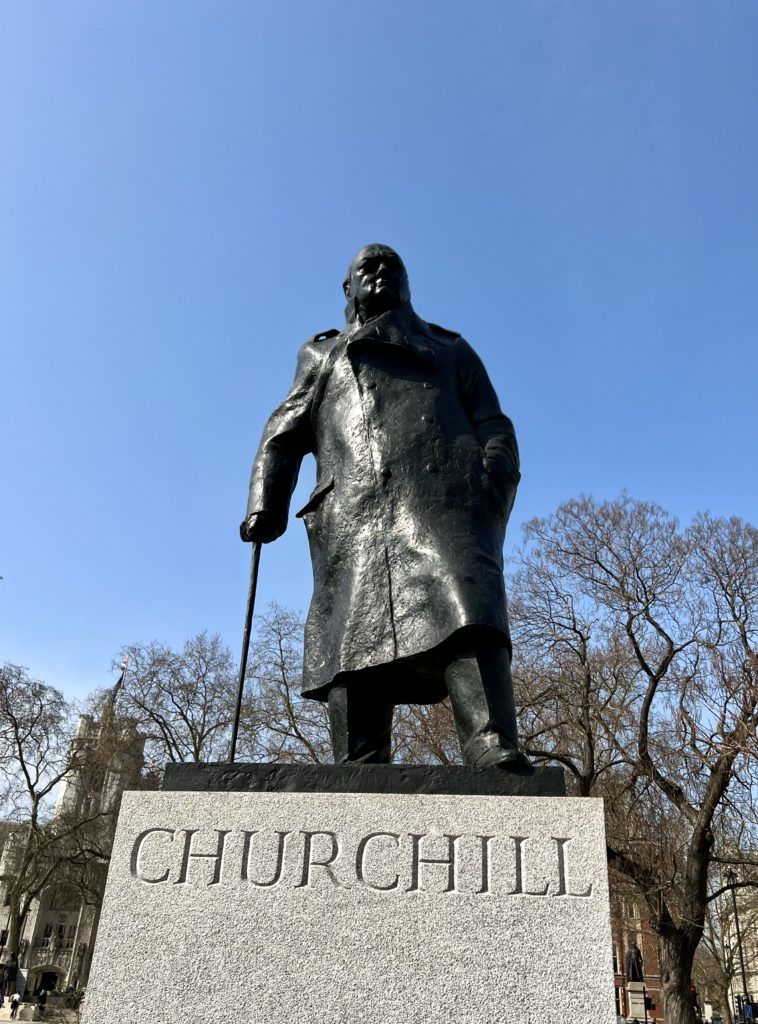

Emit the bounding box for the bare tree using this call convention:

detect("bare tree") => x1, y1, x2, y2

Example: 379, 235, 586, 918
113, 633, 249, 771
693, 897, 741, 1024
508, 496, 758, 1024
392, 701, 460, 765
113, 615, 331, 769
244, 604, 331, 764
0, 664, 117, 960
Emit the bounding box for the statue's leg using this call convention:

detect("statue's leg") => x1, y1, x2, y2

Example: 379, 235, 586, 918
443, 643, 528, 767
327, 684, 394, 764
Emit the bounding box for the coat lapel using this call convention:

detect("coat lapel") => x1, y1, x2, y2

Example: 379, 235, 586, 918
345, 304, 437, 365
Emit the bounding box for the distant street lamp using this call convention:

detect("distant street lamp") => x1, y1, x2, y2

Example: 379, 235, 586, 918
726, 869, 750, 1020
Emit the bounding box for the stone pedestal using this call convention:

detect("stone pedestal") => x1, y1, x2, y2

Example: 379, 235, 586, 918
83, 767, 615, 1024
627, 980, 647, 1020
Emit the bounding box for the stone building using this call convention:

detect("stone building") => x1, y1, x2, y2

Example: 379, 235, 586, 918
717, 871, 758, 1019
0, 704, 143, 997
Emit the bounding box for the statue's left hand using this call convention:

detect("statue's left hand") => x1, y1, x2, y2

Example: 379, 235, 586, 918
482, 453, 519, 519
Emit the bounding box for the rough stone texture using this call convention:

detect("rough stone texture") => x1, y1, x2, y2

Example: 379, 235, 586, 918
627, 980, 647, 1018
84, 791, 615, 1024
162, 760, 566, 797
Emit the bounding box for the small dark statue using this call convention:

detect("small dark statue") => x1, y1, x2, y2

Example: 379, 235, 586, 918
626, 942, 644, 982
241, 244, 527, 769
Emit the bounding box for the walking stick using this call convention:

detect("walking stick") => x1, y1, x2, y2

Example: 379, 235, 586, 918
229, 540, 262, 763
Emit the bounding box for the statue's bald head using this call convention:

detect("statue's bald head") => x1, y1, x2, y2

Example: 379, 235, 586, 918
343, 244, 411, 323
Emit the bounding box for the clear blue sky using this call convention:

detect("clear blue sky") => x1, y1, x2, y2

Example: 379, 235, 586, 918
2, 2, 757, 701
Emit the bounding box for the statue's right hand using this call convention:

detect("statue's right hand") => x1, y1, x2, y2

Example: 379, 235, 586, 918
239, 511, 282, 544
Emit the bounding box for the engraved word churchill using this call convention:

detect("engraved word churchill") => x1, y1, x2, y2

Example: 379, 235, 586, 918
129, 827, 594, 898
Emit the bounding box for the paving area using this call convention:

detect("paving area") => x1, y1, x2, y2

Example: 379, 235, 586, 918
0, 1004, 79, 1022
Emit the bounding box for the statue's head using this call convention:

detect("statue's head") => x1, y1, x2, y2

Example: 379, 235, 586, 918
343, 244, 411, 323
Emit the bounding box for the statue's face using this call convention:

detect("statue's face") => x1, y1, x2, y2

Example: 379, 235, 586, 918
345, 245, 410, 320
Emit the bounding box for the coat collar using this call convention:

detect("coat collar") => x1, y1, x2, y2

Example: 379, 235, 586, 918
344, 302, 437, 364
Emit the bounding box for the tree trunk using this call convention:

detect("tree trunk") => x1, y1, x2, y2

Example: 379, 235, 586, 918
2, 904, 23, 995
6, 903, 23, 957
658, 924, 698, 1024
708, 958, 734, 1024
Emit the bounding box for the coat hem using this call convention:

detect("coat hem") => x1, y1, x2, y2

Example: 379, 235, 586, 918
301, 623, 511, 704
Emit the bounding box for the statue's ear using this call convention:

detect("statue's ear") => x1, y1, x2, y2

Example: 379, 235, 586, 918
342, 277, 351, 298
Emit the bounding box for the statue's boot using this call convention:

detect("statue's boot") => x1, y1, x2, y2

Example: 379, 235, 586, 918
327, 684, 394, 764
444, 643, 530, 769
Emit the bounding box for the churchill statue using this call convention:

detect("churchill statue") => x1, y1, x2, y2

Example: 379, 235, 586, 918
241, 244, 527, 769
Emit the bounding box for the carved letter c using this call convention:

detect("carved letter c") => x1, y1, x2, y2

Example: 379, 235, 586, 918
130, 828, 175, 883
356, 832, 401, 891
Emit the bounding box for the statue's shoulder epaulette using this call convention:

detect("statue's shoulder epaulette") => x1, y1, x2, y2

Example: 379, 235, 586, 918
426, 322, 460, 340
306, 328, 340, 345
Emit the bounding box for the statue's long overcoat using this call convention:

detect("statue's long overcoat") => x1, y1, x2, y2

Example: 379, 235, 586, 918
246, 302, 520, 702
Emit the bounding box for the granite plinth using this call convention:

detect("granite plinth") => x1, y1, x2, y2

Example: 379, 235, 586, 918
627, 981, 647, 1017
83, 788, 614, 1024
162, 760, 566, 797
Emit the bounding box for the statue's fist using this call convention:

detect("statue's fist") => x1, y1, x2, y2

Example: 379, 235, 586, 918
239, 511, 282, 544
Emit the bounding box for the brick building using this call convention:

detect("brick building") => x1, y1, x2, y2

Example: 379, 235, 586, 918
610, 890, 664, 1022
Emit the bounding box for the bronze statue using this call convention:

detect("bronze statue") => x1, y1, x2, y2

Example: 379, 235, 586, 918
626, 942, 644, 982
242, 244, 526, 768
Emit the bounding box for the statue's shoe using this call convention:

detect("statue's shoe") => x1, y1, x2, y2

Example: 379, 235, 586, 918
474, 746, 531, 770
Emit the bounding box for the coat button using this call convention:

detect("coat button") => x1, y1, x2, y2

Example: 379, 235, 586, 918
380, 465, 392, 479
424, 463, 438, 473
421, 414, 435, 424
